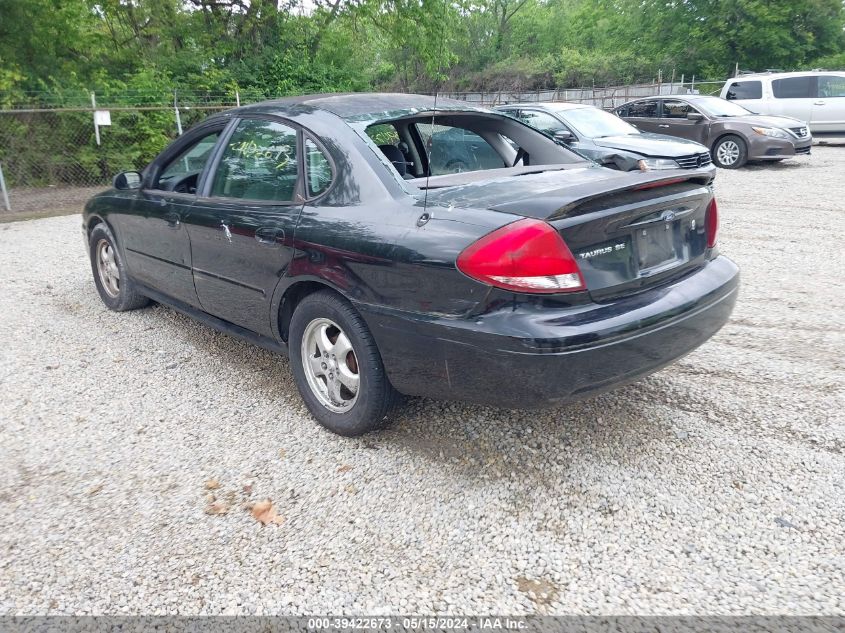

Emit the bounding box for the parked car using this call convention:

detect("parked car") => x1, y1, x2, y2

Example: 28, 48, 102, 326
496, 102, 714, 172
615, 95, 812, 169
720, 71, 845, 135
85, 94, 738, 436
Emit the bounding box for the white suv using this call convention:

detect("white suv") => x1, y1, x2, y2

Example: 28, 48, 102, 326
720, 71, 845, 135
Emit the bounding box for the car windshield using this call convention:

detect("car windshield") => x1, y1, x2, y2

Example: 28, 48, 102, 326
554, 106, 639, 138
693, 97, 753, 117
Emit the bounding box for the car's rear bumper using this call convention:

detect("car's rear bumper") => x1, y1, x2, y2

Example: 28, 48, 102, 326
358, 256, 739, 408
748, 135, 812, 161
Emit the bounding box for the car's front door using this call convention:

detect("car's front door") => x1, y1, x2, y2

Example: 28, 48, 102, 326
812, 75, 845, 133
622, 100, 660, 133
123, 125, 224, 306
658, 100, 709, 143
187, 117, 303, 337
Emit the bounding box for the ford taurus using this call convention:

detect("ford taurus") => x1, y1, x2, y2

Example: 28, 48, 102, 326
83, 93, 739, 436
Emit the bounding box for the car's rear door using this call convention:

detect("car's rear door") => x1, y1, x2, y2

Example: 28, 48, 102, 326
812, 74, 845, 133
621, 100, 660, 133
187, 116, 303, 337
770, 76, 815, 126
122, 124, 225, 306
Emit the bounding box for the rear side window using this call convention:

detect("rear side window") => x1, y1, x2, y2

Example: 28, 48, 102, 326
818, 75, 845, 98
211, 119, 299, 202
725, 81, 762, 100
772, 77, 814, 99
416, 123, 505, 175
305, 138, 332, 197
627, 101, 658, 117
661, 100, 695, 118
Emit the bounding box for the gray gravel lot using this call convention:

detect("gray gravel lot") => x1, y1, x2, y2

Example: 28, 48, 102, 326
1, 148, 843, 615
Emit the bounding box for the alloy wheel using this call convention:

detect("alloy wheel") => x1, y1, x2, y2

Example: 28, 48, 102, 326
96, 239, 120, 298
300, 317, 360, 412
716, 140, 740, 166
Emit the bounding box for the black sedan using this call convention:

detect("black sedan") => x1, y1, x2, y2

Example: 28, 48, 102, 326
84, 93, 738, 436
496, 102, 714, 171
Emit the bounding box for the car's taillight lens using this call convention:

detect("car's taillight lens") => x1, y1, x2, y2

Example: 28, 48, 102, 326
706, 198, 719, 248
456, 218, 586, 293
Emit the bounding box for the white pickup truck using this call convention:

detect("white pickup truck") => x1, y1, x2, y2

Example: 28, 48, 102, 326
720, 71, 845, 135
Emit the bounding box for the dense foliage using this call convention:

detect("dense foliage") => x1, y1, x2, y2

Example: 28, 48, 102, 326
2, 0, 844, 105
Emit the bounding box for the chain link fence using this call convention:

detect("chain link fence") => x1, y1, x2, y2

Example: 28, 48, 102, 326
0, 81, 725, 216
0, 104, 229, 215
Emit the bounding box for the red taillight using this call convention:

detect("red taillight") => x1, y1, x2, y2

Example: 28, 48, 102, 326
456, 218, 586, 293
706, 198, 719, 248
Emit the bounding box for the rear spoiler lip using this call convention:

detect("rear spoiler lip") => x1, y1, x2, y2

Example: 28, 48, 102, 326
490, 167, 714, 222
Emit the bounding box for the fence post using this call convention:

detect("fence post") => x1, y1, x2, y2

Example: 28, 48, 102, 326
91, 92, 101, 146
0, 163, 11, 212
236, 89, 241, 107
174, 90, 183, 136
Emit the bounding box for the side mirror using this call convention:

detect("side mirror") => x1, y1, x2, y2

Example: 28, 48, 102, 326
553, 130, 574, 143
113, 171, 142, 190
686, 112, 705, 121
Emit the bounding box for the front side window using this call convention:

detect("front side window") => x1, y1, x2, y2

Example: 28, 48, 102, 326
726, 81, 762, 100
305, 138, 332, 197
818, 75, 845, 98
211, 119, 298, 202
662, 100, 696, 119
416, 123, 506, 175
772, 77, 814, 99
627, 101, 658, 118
155, 130, 220, 192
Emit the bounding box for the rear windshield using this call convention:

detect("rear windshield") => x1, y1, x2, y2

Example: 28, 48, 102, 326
362, 112, 586, 183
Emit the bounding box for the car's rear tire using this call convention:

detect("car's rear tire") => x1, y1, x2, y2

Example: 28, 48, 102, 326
289, 290, 399, 436
88, 223, 150, 312
712, 135, 747, 169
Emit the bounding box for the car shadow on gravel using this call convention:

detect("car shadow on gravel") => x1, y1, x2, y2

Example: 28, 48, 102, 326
85, 290, 675, 480
373, 382, 672, 482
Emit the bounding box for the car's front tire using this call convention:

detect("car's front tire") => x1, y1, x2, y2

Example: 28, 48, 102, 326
712, 135, 747, 169
88, 223, 150, 312
289, 290, 399, 436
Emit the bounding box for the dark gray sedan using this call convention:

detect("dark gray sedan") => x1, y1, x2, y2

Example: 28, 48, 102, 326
496, 102, 713, 172
614, 95, 812, 169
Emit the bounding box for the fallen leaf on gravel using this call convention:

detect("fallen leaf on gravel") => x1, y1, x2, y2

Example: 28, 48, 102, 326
242, 483, 253, 494
88, 484, 103, 495
337, 465, 352, 473
345, 484, 358, 495
278, 449, 287, 459
204, 479, 220, 490
205, 501, 229, 515
251, 500, 284, 525
515, 577, 559, 606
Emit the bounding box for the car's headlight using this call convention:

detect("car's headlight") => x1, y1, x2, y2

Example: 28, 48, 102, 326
752, 126, 790, 139
637, 158, 680, 171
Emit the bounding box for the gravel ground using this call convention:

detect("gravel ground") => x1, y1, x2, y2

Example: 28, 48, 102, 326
1, 148, 843, 616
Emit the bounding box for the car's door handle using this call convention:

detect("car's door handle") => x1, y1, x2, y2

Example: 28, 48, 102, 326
255, 227, 283, 246
164, 212, 180, 228
814, 101, 826, 106
658, 124, 670, 128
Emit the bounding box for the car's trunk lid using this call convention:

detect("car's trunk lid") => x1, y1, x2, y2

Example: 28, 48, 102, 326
424, 166, 714, 300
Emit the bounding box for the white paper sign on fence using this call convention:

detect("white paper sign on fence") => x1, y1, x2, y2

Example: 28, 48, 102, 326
94, 110, 111, 126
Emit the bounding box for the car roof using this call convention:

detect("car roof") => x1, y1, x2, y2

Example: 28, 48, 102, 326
497, 102, 591, 111
730, 70, 845, 80
217, 92, 490, 123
